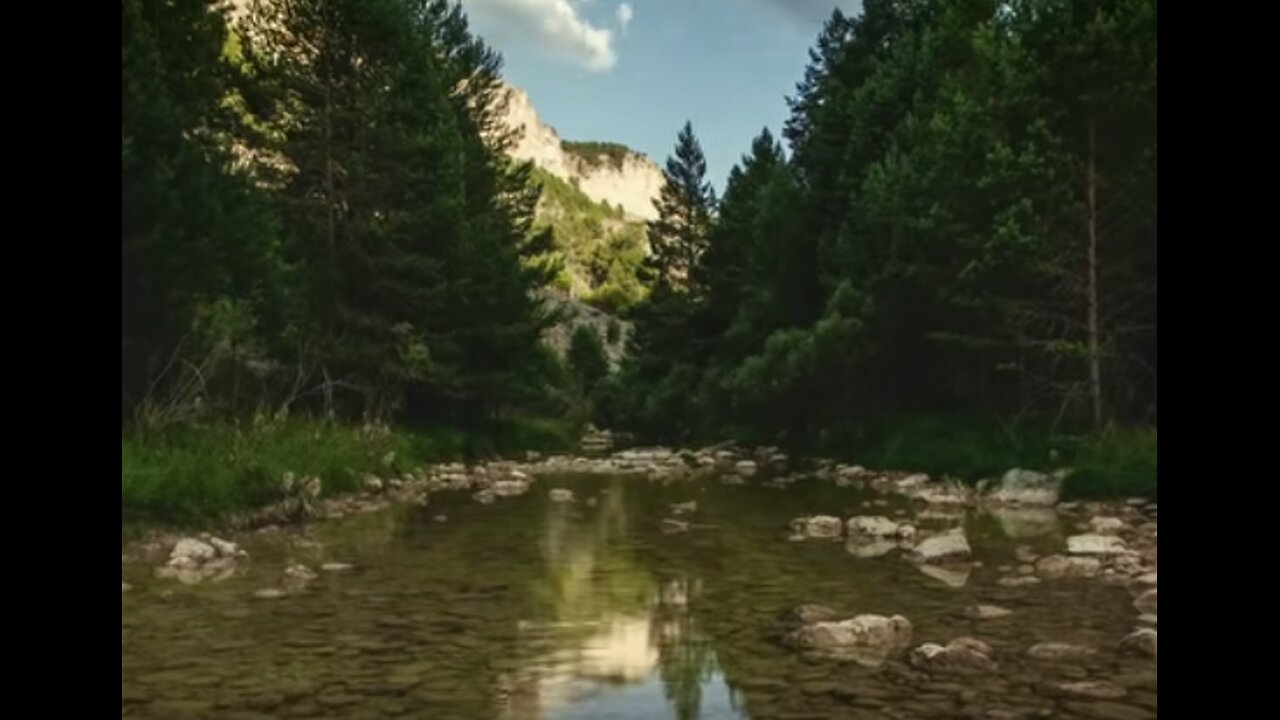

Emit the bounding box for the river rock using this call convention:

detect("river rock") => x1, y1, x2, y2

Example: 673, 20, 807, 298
122, 582, 132, 593
1035, 554, 1101, 579
784, 614, 913, 666
671, 501, 698, 516
735, 460, 758, 478
1133, 589, 1157, 615
910, 481, 973, 505
549, 489, 575, 503
790, 516, 844, 541
911, 528, 972, 563
997, 575, 1041, 587
1027, 642, 1097, 661
1067, 534, 1128, 555
985, 468, 1062, 506
207, 536, 246, 558
909, 637, 998, 674
848, 516, 901, 539
786, 604, 844, 624
964, 604, 1013, 620
1088, 516, 1128, 534
285, 564, 318, 583
170, 538, 217, 564
1119, 629, 1157, 658
320, 563, 353, 573
491, 479, 529, 497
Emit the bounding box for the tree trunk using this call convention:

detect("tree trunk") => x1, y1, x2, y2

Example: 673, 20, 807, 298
1086, 115, 1103, 430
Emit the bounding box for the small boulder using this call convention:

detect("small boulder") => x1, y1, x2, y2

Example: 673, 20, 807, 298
1119, 629, 1156, 658
789, 516, 844, 541
985, 468, 1062, 506
847, 516, 901, 540
911, 528, 972, 563
784, 614, 914, 666
909, 637, 998, 675
1067, 534, 1128, 556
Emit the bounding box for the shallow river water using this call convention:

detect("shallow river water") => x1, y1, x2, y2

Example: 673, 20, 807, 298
122, 473, 1156, 720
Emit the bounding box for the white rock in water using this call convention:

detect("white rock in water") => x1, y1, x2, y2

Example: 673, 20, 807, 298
847, 516, 901, 539
789, 516, 844, 540
285, 564, 318, 582
1067, 534, 1128, 555
735, 460, 759, 477
253, 588, 287, 600
784, 614, 914, 667
208, 536, 245, 559
964, 604, 1013, 620
897, 474, 931, 490
911, 528, 972, 563
549, 489, 575, 503
1133, 589, 1157, 615
670, 501, 698, 516
491, 480, 529, 497
985, 468, 1062, 506
1087, 516, 1128, 534
122, 582, 132, 593
910, 481, 973, 505
169, 538, 217, 565
321, 563, 353, 572
1035, 554, 1101, 579
910, 637, 998, 675
1120, 628, 1157, 658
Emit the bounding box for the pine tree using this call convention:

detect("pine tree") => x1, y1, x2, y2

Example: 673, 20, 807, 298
643, 122, 715, 294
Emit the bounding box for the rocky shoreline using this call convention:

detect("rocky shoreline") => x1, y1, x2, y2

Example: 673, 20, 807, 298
123, 442, 1155, 650
124, 441, 1156, 719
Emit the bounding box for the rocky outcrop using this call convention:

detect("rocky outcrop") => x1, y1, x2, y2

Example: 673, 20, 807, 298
499, 82, 663, 221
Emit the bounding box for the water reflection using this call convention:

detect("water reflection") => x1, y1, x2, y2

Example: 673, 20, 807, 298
500, 481, 741, 720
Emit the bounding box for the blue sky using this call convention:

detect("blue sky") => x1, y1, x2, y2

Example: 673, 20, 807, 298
459, 1, 864, 191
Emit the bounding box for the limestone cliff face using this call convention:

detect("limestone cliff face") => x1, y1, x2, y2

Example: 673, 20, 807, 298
499, 83, 663, 222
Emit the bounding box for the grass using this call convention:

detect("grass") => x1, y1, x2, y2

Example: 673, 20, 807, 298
122, 415, 575, 528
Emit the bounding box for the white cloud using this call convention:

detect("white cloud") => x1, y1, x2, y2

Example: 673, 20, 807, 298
616, 3, 634, 33
462, 0, 617, 72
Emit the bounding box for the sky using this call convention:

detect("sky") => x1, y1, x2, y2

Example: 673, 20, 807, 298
458, 0, 865, 191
